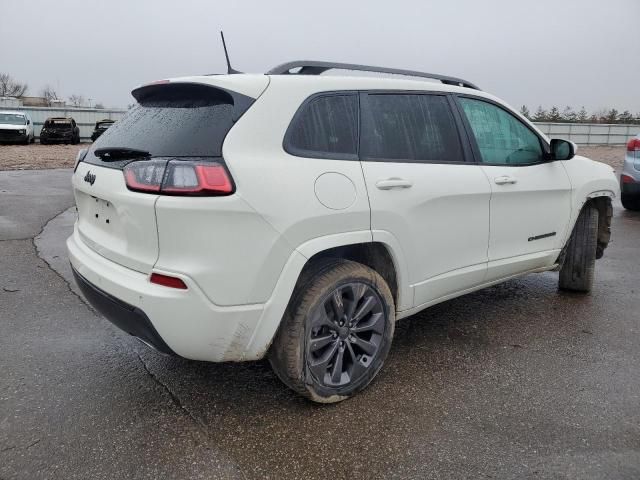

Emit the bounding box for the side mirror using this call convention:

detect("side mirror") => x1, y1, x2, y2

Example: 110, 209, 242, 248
550, 138, 575, 161
27, 119, 31, 125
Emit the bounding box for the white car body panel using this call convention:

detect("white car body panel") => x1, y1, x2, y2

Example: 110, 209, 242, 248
67, 73, 619, 362
481, 161, 572, 280
362, 161, 491, 306
73, 162, 160, 273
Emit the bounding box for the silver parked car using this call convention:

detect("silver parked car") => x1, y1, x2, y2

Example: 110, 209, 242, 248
622, 134, 640, 211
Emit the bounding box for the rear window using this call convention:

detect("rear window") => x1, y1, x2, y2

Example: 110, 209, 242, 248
46, 119, 72, 127
361, 94, 463, 163
285, 94, 358, 159
85, 83, 249, 167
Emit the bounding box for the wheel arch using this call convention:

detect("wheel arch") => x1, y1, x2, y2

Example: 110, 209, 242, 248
242, 234, 411, 361
560, 192, 613, 266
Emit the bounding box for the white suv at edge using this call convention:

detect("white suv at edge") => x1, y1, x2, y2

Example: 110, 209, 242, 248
68, 61, 618, 403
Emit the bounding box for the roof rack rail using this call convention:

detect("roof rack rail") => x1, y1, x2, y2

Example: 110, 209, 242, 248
267, 60, 480, 90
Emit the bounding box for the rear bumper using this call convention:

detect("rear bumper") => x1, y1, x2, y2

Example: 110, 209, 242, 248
67, 226, 266, 362
41, 133, 73, 142
72, 266, 176, 355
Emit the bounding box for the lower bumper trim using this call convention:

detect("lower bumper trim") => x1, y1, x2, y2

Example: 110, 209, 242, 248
71, 265, 178, 356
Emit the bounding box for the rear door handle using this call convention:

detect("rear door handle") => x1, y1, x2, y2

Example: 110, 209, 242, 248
494, 175, 517, 185
375, 178, 413, 190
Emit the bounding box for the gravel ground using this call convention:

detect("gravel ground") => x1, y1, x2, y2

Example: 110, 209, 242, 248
0, 144, 628, 171
0, 143, 86, 170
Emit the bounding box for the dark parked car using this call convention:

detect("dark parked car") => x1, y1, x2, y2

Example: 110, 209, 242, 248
90, 119, 115, 141
40, 117, 80, 144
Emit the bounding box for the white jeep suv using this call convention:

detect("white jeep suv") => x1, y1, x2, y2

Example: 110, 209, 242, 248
68, 61, 618, 403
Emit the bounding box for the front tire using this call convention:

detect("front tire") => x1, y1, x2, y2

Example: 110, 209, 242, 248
559, 204, 599, 293
269, 259, 395, 403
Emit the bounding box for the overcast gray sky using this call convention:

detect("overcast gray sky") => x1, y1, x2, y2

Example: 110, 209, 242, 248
1, 0, 639, 112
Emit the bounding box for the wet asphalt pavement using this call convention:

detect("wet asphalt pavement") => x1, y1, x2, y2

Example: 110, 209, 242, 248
1, 169, 639, 479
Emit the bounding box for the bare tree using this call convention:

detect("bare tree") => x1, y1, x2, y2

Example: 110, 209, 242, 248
68, 94, 85, 107
0, 73, 28, 97
40, 85, 59, 106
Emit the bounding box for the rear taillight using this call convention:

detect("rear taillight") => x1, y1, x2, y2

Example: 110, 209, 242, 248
621, 174, 636, 184
627, 138, 640, 152
123, 159, 234, 196
150, 272, 187, 289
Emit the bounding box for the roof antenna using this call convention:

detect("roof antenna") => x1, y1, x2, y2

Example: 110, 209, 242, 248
220, 31, 241, 74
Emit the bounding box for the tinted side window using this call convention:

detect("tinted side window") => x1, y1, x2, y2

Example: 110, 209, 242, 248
459, 97, 543, 165
286, 94, 358, 158
361, 94, 463, 162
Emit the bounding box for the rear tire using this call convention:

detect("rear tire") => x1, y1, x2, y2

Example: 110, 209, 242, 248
269, 259, 395, 403
621, 192, 640, 211
559, 204, 599, 293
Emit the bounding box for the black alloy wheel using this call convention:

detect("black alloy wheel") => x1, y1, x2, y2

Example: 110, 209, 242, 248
307, 282, 386, 387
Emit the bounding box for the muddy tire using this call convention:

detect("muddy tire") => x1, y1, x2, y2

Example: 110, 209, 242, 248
559, 204, 599, 293
621, 193, 640, 211
269, 259, 395, 403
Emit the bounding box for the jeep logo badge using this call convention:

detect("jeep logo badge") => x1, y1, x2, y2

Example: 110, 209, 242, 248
84, 171, 96, 185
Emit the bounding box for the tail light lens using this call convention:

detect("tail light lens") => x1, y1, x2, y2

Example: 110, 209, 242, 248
123, 159, 234, 196
621, 174, 636, 184
627, 138, 640, 152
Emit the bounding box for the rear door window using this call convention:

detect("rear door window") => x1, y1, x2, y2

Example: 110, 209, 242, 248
361, 93, 464, 163
285, 94, 358, 159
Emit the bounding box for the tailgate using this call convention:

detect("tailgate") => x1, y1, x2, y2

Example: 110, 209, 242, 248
73, 162, 159, 273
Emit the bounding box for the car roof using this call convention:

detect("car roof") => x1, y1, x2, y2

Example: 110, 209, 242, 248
153, 73, 490, 97
0, 110, 26, 115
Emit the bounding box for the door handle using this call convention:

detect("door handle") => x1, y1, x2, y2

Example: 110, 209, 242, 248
494, 175, 517, 185
375, 178, 413, 190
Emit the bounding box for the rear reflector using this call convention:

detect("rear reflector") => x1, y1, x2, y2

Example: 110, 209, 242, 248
621, 174, 636, 184
150, 273, 188, 289
627, 138, 640, 152
123, 159, 234, 196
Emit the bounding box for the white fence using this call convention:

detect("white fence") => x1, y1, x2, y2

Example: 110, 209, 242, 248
533, 122, 639, 146
9, 106, 127, 141
5, 106, 638, 146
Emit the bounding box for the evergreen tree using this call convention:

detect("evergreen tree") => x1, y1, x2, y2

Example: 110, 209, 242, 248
605, 109, 619, 123
533, 106, 547, 122
548, 106, 561, 122
562, 106, 577, 123
520, 105, 531, 119
618, 110, 633, 124
577, 106, 588, 122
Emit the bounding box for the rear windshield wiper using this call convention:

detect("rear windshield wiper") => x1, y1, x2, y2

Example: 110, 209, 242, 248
94, 147, 151, 161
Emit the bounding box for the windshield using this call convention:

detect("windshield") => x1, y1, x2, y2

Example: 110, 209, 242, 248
97, 122, 114, 129
0, 113, 26, 125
